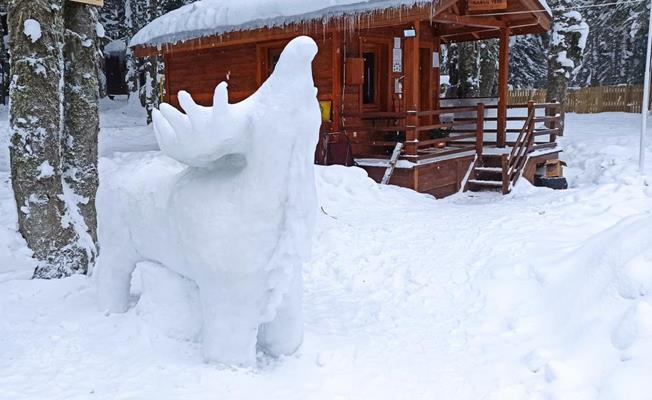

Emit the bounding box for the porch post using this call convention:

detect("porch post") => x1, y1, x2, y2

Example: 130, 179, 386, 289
433, 35, 441, 116
497, 28, 510, 148
332, 30, 343, 132
404, 20, 421, 157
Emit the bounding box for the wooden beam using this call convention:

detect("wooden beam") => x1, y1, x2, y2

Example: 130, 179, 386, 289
437, 26, 499, 38
520, 0, 553, 30
406, 20, 421, 112
433, 35, 441, 120
332, 31, 343, 131
70, 0, 103, 5
404, 20, 421, 160
497, 27, 510, 148
432, 13, 508, 29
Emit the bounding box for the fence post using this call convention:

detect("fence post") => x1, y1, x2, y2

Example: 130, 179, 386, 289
475, 103, 485, 157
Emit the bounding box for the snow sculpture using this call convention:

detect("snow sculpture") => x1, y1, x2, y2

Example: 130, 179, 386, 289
96, 36, 321, 367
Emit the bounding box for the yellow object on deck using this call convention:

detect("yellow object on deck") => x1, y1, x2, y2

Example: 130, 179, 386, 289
319, 101, 332, 122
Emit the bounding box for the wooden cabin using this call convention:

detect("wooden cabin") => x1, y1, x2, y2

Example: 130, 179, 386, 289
133, 0, 563, 198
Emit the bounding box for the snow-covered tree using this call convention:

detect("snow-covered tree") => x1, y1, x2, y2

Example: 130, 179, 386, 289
546, 2, 588, 129
575, 0, 648, 86
8, 0, 100, 278
478, 39, 498, 97
63, 2, 101, 262
510, 34, 548, 89
8, 0, 82, 278
97, 0, 192, 122
1, 7, 8, 102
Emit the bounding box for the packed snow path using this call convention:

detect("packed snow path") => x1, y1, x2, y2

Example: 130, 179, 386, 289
1, 103, 651, 399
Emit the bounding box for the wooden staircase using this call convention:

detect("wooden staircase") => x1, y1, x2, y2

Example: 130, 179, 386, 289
465, 103, 537, 195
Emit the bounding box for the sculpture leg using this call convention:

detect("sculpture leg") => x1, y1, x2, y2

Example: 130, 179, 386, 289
258, 270, 304, 357
96, 244, 139, 313
198, 278, 263, 367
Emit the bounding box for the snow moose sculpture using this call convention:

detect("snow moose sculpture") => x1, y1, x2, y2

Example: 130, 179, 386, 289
96, 36, 321, 367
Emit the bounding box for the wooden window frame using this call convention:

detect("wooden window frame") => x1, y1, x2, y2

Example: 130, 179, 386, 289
256, 39, 291, 86
360, 38, 392, 112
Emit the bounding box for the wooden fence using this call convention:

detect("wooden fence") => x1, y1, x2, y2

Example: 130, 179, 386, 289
508, 84, 645, 113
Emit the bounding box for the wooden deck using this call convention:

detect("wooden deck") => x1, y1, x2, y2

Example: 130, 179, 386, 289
336, 101, 562, 198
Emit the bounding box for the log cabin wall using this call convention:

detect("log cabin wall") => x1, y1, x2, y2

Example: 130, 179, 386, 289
164, 34, 335, 119
162, 26, 443, 141
166, 43, 259, 106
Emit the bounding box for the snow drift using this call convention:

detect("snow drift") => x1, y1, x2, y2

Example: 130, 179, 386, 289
95, 36, 322, 367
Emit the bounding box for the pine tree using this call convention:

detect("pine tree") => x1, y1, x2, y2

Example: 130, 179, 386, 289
8, 0, 84, 278
478, 39, 498, 97
446, 42, 479, 98
546, 1, 588, 131
98, 0, 192, 122
569, 0, 647, 87
510, 34, 548, 88
445, 39, 498, 98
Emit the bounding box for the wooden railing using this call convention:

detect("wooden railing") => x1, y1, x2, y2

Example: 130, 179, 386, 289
451, 102, 562, 148
504, 101, 536, 190
344, 104, 486, 161
342, 101, 561, 167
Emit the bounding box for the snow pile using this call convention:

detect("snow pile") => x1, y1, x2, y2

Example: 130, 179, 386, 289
528, 214, 652, 398
1, 95, 652, 396
131, 0, 433, 46
96, 37, 322, 367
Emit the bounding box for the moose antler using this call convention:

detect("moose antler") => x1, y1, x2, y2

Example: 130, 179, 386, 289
152, 82, 247, 168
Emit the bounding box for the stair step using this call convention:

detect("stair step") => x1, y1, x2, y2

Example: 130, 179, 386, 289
468, 179, 503, 187
475, 167, 502, 173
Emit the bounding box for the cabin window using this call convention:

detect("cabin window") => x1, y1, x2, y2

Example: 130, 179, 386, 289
363, 52, 377, 105
267, 48, 283, 76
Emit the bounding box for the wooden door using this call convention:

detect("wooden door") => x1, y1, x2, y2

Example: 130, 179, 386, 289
361, 41, 390, 112
419, 47, 432, 113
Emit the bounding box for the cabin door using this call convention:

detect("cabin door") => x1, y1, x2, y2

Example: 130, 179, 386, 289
419, 47, 433, 113
361, 42, 390, 112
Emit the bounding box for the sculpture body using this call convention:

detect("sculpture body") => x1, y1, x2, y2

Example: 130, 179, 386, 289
96, 36, 321, 367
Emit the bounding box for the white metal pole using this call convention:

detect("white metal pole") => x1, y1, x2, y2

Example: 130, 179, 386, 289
640, 0, 652, 172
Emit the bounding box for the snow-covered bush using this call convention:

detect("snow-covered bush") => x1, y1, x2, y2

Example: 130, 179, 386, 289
95, 36, 322, 367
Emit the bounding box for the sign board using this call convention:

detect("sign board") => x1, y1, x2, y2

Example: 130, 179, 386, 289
392, 49, 402, 73
467, 0, 507, 12
70, 0, 104, 6
433, 52, 440, 68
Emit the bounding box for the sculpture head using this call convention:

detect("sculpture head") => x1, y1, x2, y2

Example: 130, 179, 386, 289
152, 36, 320, 169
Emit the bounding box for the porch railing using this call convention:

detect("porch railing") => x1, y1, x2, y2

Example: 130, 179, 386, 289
343, 104, 487, 161
342, 102, 561, 163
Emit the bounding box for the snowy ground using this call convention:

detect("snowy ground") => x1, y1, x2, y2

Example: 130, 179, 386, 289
1, 99, 651, 399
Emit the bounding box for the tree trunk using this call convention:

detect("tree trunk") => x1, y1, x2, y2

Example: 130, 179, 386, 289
478, 40, 498, 97
452, 42, 479, 98
8, 0, 84, 278
0, 11, 7, 105
546, 3, 588, 133
62, 1, 100, 266
138, 55, 159, 123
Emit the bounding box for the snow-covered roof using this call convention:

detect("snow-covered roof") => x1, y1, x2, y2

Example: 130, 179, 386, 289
131, 0, 436, 47
131, 0, 553, 48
